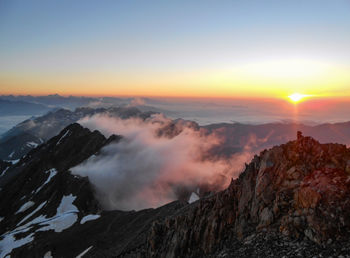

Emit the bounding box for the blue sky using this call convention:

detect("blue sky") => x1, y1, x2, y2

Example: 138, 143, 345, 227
0, 0, 349, 97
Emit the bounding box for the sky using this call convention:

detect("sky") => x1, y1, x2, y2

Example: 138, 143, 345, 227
0, 0, 350, 99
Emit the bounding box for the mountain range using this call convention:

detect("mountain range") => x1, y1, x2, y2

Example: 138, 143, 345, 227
2, 105, 350, 162
1, 104, 350, 257
0, 99, 53, 117
0, 124, 350, 257
0, 107, 155, 160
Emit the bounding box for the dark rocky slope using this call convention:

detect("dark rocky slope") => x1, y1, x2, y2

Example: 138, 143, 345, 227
0, 124, 121, 257
0, 160, 11, 176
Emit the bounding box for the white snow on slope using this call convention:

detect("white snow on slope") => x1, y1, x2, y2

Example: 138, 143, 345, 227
57, 194, 79, 214
4, 159, 19, 165
0, 167, 9, 177
188, 192, 199, 204
26, 142, 39, 148
17, 194, 79, 233
17, 201, 47, 226
38, 213, 78, 233
19, 194, 79, 233
35, 169, 57, 194
44, 251, 53, 258
0, 232, 34, 258
56, 130, 70, 145
0, 207, 40, 257
0, 195, 80, 257
76, 246, 93, 258
80, 215, 100, 224
8, 151, 14, 158
0, 217, 3, 223
37, 194, 79, 233
15, 201, 35, 214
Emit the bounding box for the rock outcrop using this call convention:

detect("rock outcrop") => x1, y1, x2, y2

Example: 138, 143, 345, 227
146, 132, 350, 257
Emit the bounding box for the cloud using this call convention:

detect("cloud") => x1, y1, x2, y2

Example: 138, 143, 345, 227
129, 97, 146, 106
71, 114, 252, 211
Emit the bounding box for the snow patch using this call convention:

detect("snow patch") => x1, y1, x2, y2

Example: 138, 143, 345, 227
44, 251, 53, 258
0, 217, 4, 222
17, 201, 47, 226
188, 192, 199, 204
26, 142, 39, 148
0, 195, 79, 257
0, 167, 9, 177
4, 159, 19, 165
35, 169, 57, 194
8, 151, 14, 158
38, 213, 78, 233
56, 130, 70, 145
57, 194, 79, 214
76, 246, 93, 258
32, 194, 79, 233
15, 201, 35, 214
80, 215, 100, 224
12, 159, 20, 165
0, 232, 34, 258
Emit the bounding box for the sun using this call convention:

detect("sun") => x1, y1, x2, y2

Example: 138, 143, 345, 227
288, 93, 310, 103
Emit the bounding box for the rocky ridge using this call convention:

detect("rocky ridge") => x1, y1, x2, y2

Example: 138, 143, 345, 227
146, 132, 350, 257
0, 123, 121, 257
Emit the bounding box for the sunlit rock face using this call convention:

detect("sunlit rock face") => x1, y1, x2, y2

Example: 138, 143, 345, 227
147, 132, 350, 257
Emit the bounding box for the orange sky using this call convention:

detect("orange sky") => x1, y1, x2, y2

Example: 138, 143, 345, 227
1, 1, 350, 100
1, 58, 349, 99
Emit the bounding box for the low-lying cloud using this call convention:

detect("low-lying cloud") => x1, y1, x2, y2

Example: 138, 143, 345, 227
71, 114, 252, 211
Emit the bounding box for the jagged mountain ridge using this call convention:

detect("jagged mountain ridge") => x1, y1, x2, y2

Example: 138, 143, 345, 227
0, 124, 121, 257
147, 132, 350, 257
0, 125, 350, 257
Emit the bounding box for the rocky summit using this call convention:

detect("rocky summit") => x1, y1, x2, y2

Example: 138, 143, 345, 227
147, 132, 350, 257
1, 128, 350, 257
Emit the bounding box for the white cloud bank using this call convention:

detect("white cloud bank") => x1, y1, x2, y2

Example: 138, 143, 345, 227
71, 114, 252, 211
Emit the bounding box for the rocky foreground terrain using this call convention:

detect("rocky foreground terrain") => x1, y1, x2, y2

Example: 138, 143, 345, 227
147, 132, 350, 257
0, 125, 350, 257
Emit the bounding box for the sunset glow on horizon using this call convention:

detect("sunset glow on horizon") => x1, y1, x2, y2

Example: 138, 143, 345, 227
288, 93, 312, 103
1, 1, 350, 99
